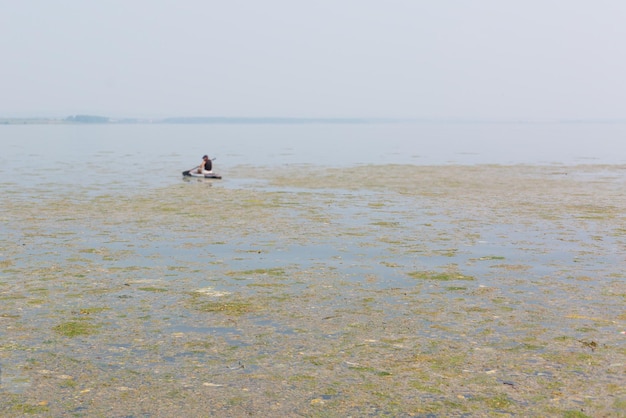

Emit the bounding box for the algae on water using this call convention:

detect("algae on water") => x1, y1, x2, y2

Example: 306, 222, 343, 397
1, 164, 625, 416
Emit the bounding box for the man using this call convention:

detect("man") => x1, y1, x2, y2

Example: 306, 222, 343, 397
197, 155, 212, 173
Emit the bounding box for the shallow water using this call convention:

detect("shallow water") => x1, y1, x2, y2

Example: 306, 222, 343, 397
2, 121, 626, 192
1, 125, 626, 416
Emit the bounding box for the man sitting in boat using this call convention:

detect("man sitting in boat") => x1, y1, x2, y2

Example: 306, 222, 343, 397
197, 155, 213, 174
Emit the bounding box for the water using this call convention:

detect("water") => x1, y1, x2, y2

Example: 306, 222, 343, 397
1, 122, 625, 193
1, 122, 625, 411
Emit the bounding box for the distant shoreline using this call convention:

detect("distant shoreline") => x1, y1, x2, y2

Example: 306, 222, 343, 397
0, 116, 408, 125
2, 115, 626, 125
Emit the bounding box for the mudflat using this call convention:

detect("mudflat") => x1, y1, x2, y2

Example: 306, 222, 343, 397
1, 164, 625, 417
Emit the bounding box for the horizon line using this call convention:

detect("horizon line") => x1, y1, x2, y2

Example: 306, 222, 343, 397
2, 115, 626, 125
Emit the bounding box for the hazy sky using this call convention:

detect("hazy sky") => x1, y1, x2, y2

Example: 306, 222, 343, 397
1, 1, 625, 119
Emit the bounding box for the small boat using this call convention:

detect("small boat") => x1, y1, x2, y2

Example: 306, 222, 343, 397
182, 170, 222, 179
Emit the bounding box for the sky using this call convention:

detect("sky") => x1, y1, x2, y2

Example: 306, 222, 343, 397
1, 0, 625, 120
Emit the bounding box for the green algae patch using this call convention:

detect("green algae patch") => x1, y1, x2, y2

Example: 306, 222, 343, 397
10, 403, 50, 415
408, 270, 475, 281
484, 393, 514, 409
138, 287, 168, 292
445, 286, 467, 291
226, 268, 286, 278
476, 255, 506, 261
563, 411, 593, 418
53, 320, 101, 337
247, 282, 287, 288
187, 293, 258, 316
193, 301, 254, 314
370, 221, 400, 227
75, 307, 110, 315
347, 365, 392, 376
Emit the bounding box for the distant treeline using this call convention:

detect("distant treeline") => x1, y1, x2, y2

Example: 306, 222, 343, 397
63, 116, 394, 124
65, 115, 111, 123
3, 116, 626, 125
6, 115, 396, 124
161, 117, 379, 124
2, 116, 396, 125
29, 115, 615, 125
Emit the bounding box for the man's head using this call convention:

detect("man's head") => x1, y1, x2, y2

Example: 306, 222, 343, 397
202, 155, 209, 161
